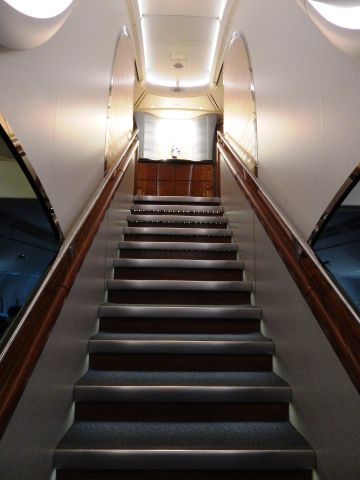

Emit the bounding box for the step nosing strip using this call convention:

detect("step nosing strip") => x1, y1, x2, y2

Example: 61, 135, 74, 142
113, 259, 244, 269
106, 280, 252, 291
98, 305, 263, 319
119, 241, 237, 251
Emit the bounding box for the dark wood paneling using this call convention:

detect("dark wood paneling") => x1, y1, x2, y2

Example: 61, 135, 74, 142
218, 132, 360, 393
176, 164, 193, 181
194, 164, 213, 182
135, 179, 157, 196
136, 162, 157, 180
175, 181, 192, 196
134, 161, 215, 197
192, 181, 213, 197
157, 164, 175, 180
157, 180, 176, 196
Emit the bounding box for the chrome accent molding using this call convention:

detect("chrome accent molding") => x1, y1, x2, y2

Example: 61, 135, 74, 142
106, 279, 252, 291
119, 240, 237, 251
113, 258, 244, 269
98, 304, 262, 319
123, 226, 233, 236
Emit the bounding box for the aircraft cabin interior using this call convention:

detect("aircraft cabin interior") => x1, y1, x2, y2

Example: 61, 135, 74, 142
0, 1, 360, 479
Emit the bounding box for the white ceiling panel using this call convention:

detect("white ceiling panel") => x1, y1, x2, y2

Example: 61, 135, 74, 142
140, 0, 225, 18
130, 0, 233, 94
143, 16, 218, 42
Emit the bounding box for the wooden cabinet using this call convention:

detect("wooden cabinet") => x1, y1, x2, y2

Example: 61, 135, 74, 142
135, 160, 216, 197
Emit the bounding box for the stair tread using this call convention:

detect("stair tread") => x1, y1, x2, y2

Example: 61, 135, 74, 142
113, 259, 243, 269
127, 214, 227, 223
98, 304, 262, 319
107, 279, 251, 291
91, 332, 269, 342
119, 241, 236, 250
56, 421, 313, 452
77, 370, 289, 388
131, 204, 224, 213
88, 332, 273, 354
123, 227, 232, 236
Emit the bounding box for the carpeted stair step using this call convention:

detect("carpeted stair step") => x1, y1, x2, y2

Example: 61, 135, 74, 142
127, 214, 228, 228
54, 421, 315, 471
88, 332, 272, 372
74, 370, 291, 422
130, 204, 224, 216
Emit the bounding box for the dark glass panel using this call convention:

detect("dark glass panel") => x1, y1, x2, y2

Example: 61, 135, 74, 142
0, 120, 62, 344
312, 176, 360, 311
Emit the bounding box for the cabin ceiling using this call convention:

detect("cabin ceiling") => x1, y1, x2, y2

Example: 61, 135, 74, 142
128, 0, 238, 117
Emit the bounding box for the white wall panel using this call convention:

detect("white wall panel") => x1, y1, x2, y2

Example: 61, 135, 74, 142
0, 0, 133, 234
226, 0, 360, 239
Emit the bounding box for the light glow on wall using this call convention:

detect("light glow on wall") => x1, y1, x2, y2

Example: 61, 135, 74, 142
156, 119, 195, 160
4, 0, 74, 18
308, 1, 360, 30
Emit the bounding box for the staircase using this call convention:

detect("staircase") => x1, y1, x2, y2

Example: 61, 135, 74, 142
55, 195, 315, 479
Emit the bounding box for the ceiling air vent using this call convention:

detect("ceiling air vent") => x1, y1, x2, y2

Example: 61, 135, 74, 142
170, 51, 187, 70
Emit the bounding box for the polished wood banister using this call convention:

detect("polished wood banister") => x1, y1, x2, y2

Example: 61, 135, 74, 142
217, 131, 360, 393
0, 131, 139, 436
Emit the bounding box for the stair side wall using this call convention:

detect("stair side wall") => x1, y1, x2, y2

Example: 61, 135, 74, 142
221, 159, 360, 480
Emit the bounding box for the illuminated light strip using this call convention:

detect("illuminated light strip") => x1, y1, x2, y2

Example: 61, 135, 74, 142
308, 0, 360, 30
208, 19, 221, 74
219, 0, 227, 22
138, 0, 227, 89
3, 0, 74, 18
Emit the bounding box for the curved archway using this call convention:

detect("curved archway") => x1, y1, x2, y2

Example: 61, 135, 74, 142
0, 0, 76, 50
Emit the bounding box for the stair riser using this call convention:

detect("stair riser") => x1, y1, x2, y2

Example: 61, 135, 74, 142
130, 211, 224, 217
124, 234, 232, 243
114, 268, 243, 281
119, 250, 237, 260
75, 402, 288, 422
57, 470, 312, 480
107, 290, 251, 305
89, 354, 272, 371
99, 317, 260, 334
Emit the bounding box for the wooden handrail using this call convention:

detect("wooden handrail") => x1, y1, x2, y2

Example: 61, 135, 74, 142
0, 131, 139, 436
217, 131, 360, 393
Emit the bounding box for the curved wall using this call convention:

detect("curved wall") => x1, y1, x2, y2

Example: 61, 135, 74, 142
225, 0, 360, 239
0, 0, 133, 234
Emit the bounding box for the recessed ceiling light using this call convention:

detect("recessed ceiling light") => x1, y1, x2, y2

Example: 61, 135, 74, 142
150, 104, 154, 108
4, 0, 74, 18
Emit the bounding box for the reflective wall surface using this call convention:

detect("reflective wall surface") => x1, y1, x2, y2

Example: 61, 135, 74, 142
223, 32, 258, 175
0, 117, 62, 344
105, 28, 135, 172
311, 165, 360, 312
